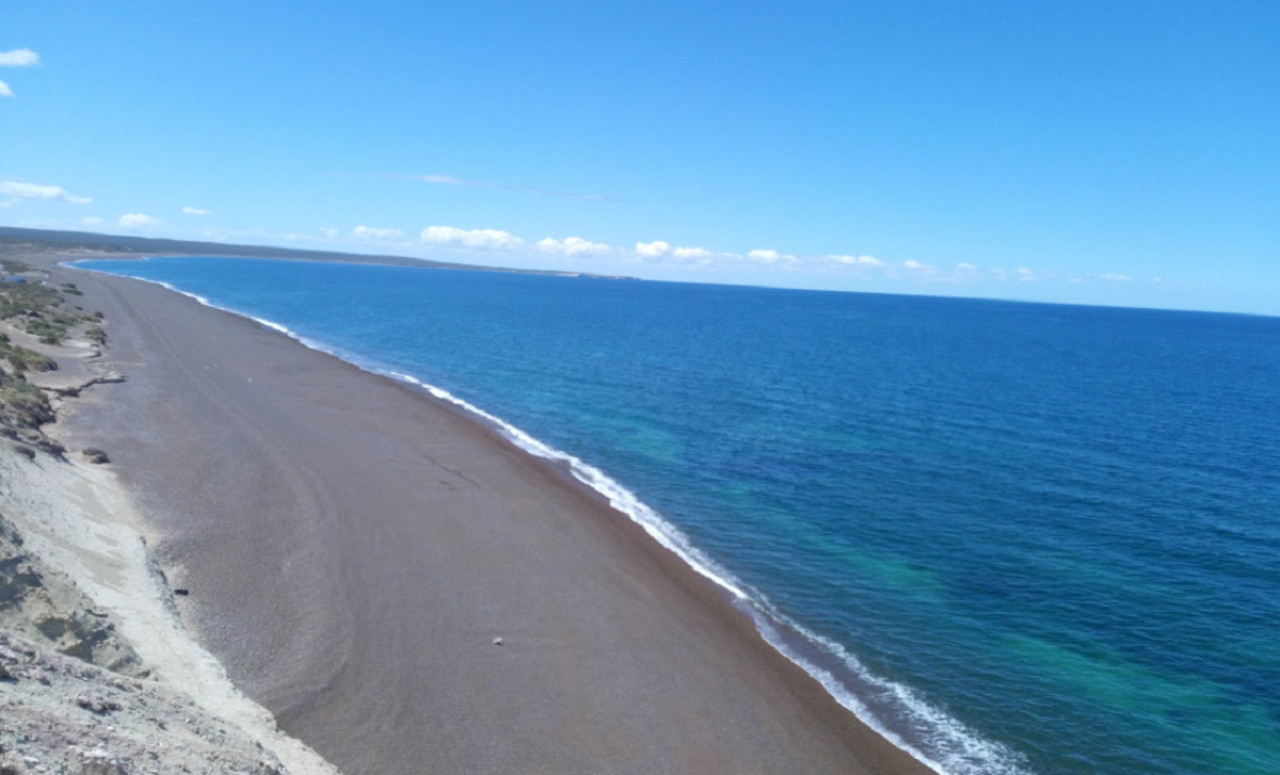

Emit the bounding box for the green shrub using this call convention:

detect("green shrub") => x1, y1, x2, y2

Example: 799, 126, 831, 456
0, 285, 61, 319
25, 318, 64, 345
0, 382, 54, 427
0, 340, 57, 372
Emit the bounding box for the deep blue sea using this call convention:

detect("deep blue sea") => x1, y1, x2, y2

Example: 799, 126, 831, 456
76, 257, 1280, 775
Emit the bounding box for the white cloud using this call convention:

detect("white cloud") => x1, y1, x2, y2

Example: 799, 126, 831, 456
632, 241, 721, 264
536, 236, 612, 257
635, 240, 671, 258
1102, 273, 1132, 282
0, 80, 11, 98
318, 227, 339, 238
420, 225, 523, 249
672, 246, 713, 260
81, 217, 105, 226
182, 206, 210, 216
0, 180, 91, 204
748, 249, 796, 264
1016, 267, 1037, 281
956, 262, 978, 271
827, 254, 884, 266
353, 225, 403, 240
0, 49, 39, 67
119, 213, 161, 228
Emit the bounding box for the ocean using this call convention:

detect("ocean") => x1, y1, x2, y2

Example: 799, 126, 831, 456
74, 257, 1280, 775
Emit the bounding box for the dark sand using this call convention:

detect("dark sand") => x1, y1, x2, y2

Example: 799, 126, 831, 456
56, 263, 934, 775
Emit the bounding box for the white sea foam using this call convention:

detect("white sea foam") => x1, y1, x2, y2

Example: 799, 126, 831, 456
249, 316, 293, 336
66, 258, 1035, 775
745, 603, 1033, 775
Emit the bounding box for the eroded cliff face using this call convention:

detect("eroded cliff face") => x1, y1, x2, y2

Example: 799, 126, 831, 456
0, 630, 292, 775
0, 452, 299, 775
0, 511, 143, 676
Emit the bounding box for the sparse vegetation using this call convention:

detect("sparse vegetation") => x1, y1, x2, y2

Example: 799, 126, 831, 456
0, 334, 57, 373
1, 258, 34, 273
0, 283, 61, 318
0, 377, 55, 428
0, 275, 103, 345
0, 262, 110, 457
25, 318, 66, 345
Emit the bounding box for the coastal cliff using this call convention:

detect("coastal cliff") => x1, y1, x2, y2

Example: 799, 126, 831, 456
0, 249, 341, 775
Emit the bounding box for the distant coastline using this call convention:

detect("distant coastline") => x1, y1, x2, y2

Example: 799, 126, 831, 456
0, 224, 640, 280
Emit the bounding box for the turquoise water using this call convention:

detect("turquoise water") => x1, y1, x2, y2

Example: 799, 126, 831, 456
76, 258, 1280, 775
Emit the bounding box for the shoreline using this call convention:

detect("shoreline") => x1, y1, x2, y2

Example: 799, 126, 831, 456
70, 258, 978, 772
40, 252, 935, 775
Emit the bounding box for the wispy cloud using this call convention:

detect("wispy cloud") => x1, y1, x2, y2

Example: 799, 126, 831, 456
0, 181, 91, 204
1102, 273, 1132, 282
82, 217, 105, 226
420, 225, 524, 249
182, 206, 210, 216
411, 174, 475, 186
394, 173, 613, 202
0, 81, 12, 98
0, 49, 39, 67
119, 213, 161, 228
353, 225, 403, 240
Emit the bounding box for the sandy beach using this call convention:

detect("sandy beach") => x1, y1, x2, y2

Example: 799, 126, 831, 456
38, 256, 933, 775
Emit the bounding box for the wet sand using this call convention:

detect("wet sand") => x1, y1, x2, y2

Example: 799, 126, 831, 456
57, 263, 934, 775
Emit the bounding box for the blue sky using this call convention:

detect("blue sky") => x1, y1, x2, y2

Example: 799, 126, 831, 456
2, 1, 1277, 313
